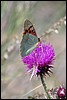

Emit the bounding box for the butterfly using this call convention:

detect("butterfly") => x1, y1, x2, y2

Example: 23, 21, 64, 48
20, 19, 40, 57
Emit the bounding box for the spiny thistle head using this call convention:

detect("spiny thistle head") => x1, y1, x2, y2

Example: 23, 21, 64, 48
22, 43, 55, 79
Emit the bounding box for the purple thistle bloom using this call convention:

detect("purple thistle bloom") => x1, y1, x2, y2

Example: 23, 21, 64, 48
57, 86, 66, 99
22, 43, 55, 79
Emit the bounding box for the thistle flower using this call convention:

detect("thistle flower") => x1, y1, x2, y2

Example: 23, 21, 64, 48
57, 86, 66, 99
22, 43, 55, 79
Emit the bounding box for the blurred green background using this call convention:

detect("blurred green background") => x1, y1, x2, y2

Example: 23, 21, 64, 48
1, 1, 66, 99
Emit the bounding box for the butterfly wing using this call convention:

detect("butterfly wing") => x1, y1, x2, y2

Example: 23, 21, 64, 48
20, 33, 38, 57
23, 19, 37, 37
20, 20, 40, 57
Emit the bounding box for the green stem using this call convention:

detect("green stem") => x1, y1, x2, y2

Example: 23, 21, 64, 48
40, 74, 51, 99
